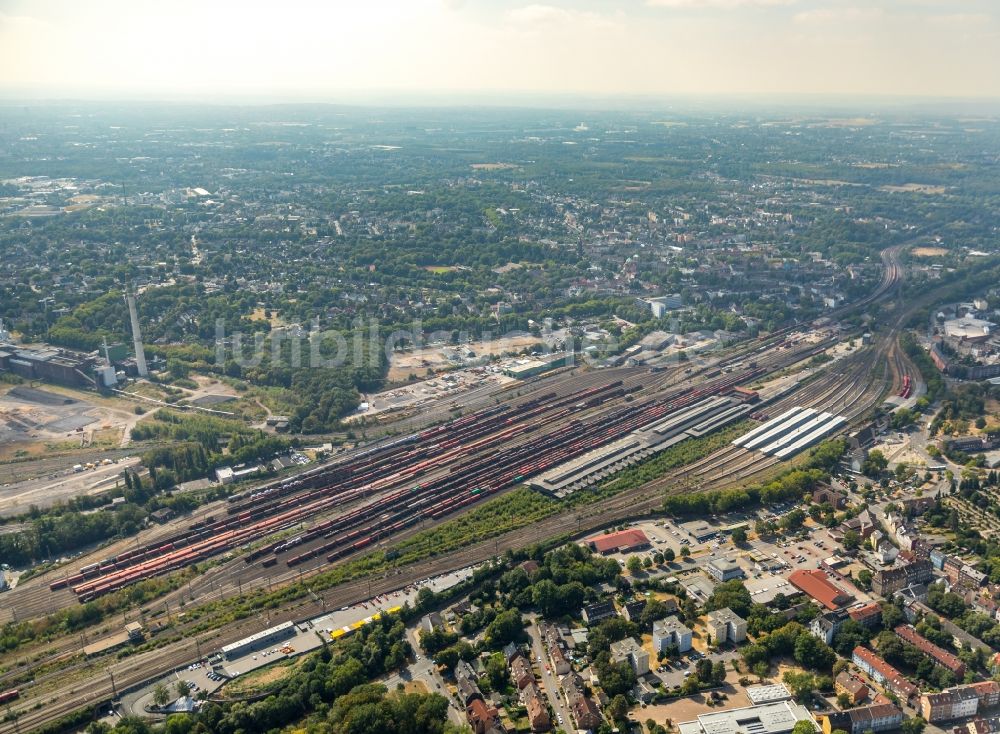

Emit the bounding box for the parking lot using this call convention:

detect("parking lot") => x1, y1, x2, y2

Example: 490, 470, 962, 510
652, 648, 741, 690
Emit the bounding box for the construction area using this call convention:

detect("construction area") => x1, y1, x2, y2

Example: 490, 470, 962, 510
0, 386, 130, 451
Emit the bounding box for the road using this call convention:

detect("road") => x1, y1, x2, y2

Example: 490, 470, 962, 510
401, 626, 466, 727
526, 615, 573, 730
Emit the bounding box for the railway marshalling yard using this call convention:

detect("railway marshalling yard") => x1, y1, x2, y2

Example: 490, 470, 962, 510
0, 247, 920, 733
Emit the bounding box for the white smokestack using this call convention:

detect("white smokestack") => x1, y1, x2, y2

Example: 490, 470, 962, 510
126, 290, 148, 377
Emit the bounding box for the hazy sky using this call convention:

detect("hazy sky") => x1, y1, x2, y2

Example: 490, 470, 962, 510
1, 0, 998, 101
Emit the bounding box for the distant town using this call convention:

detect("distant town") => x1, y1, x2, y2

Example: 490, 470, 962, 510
0, 104, 999, 734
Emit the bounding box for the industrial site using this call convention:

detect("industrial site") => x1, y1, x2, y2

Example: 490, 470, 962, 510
1, 100, 1000, 734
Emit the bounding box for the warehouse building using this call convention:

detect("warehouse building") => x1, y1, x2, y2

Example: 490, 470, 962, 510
587, 528, 651, 555
221, 620, 297, 660
503, 353, 570, 379
788, 569, 854, 611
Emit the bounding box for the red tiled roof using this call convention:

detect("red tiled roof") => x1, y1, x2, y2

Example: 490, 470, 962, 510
848, 603, 881, 623
788, 569, 854, 610
895, 625, 966, 676
589, 528, 650, 553
853, 646, 919, 699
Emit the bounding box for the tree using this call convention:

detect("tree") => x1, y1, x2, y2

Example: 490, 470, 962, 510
664, 547, 675, 563
783, 670, 816, 701
152, 682, 171, 708
608, 694, 629, 723
780, 509, 807, 532
712, 660, 727, 685
863, 450, 888, 478
792, 721, 816, 734
112, 717, 154, 734
696, 658, 714, 682
640, 599, 669, 629
175, 680, 192, 699
855, 569, 872, 591
837, 692, 852, 709
680, 545, 691, 558
627, 555, 643, 575
595, 651, 637, 697
485, 609, 523, 648
681, 675, 701, 695
731, 527, 747, 545
900, 717, 927, 734
842, 530, 861, 552
794, 632, 836, 671
486, 652, 509, 691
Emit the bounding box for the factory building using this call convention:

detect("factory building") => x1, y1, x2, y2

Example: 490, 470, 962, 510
0, 346, 96, 387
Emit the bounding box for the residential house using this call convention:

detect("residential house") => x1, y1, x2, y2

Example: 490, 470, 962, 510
705, 607, 748, 645
521, 682, 550, 732
420, 612, 444, 635
847, 603, 881, 629
810, 611, 846, 645
851, 647, 918, 701
510, 654, 534, 690
653, 616, 693, 653
581, 600, 616, 625
458, 676, 483, 705
835, 673, 868, 705
817, 703, 902, 734
549, 644, 571, 676
609, 637, 650, 676
920, 681, 1000, 723
895, 625, 966, 678
466, 698, 505, 734
872, 559, 933, 597
454, 659, 477, 683
622, 599, 647, 623
562, 671, 602, 731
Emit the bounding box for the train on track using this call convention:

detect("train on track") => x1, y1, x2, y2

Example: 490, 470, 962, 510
899, 375, 912, 399
52, 364, 773, 601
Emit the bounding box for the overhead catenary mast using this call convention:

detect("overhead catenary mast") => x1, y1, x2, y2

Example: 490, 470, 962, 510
125, 287, 148, 377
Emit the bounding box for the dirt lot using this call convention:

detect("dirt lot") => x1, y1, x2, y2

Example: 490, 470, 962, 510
0, 384, 138, 456
387, 335, 542, 382
912, 247, 949, 257
638, 684, 751, 724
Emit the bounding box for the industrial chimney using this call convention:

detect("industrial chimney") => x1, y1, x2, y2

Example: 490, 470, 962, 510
125, 289, 148, 377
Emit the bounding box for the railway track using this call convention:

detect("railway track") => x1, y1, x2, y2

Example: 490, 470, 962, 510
0, 244, 912, 733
